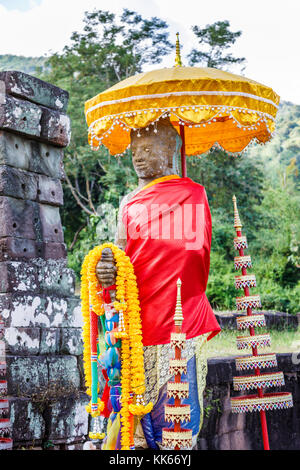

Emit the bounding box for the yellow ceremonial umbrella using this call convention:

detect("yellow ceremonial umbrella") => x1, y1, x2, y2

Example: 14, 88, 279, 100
85, 34, 279, 176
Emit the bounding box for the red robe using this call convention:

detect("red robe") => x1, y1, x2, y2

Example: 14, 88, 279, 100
123, 177, 220, 346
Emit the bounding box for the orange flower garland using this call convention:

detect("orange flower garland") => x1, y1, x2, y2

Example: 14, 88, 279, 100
80, 242, 153, 450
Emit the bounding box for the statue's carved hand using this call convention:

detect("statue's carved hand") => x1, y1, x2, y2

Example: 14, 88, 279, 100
96, 260, 117, 287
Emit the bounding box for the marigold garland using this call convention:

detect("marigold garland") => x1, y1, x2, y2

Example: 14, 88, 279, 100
81, 242, 153, 450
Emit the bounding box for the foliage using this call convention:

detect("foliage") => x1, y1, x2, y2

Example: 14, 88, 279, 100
188, 20, 245, 69
39, 8, 171, 253
0, 54, 47, 74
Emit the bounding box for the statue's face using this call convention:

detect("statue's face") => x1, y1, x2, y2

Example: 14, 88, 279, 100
131, 127, 177, 178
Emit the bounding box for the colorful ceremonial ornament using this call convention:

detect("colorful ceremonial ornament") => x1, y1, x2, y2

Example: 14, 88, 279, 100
80, 242, 153, 450
230, 196, 293, 450
162, 279, 192, 450
85, 33, 280, 176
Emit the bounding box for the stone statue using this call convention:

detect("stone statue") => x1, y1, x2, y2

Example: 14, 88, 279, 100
96, 117, 180, 283
96, 117, 220, 449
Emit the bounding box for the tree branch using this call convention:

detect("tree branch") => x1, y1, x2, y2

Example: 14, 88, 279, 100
69, 224, 86, 250
65, 173, 95, 216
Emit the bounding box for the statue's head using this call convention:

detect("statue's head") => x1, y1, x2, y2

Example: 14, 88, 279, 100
130, 118, 182, 179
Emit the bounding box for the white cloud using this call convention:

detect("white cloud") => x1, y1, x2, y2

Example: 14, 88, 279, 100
0, 0, 299, 103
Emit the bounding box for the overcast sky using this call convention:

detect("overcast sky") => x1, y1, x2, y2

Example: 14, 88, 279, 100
0, 0, 299, 104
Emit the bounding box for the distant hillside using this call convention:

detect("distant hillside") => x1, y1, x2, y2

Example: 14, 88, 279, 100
0, 54, 47, 75
247, 101, 300, 181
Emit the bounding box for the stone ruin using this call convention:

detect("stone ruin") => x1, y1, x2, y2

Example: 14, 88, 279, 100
0, 71, 89, 450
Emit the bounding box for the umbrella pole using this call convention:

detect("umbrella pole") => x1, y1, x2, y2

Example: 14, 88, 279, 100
179, 124, 187, 178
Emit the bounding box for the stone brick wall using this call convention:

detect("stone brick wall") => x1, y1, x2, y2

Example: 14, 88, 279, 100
0, 71, 89, 450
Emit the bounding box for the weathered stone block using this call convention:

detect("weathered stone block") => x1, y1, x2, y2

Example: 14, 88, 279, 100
40, 107, 71, 147
0, 293, 69, 328
66, 297, 83, 328
60, 328, 83, 356
4, 327, 40, 355
36, 241, 67, 261
47, 356, 80, 388
206, 357, 236, 386
0, 261, 38, 293
40, 328, 60, 355
0, 196, 37, 240
6, 356, 48, 395
9, 397, 45, 442
0, 294, 81, 328
39, 203, 64, 243
0, 165, 38, 200
37, 175, 63, 206
48, 393, 89, 441
0, 196, 63, 243
30, 140, 65, 180
0, 130, 31, 171
0, 237, 35, 261
0, 95, 42, 138
33, 259, 75, 296
0, 71, 69, 112
0, 131, 65, 180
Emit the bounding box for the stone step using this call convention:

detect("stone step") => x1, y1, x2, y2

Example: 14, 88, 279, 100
0, 71, 69, 112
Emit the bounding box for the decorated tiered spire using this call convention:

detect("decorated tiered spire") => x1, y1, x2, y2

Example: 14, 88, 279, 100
162, 279, 192, 450
174, 33, 183, 68
230, 196, 293, 450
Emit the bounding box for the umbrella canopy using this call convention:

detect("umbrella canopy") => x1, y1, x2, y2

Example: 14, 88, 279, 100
85, 41, 279, 157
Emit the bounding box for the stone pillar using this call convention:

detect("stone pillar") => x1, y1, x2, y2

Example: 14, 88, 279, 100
0, 71, 88, 450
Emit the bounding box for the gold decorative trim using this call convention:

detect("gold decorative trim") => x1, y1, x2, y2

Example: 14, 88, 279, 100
236, 314, 266, 330
231, 392, 293, 413
236, 333, 271, 350
235, 353, 277, 370
170, 332, 186, 349
167, 381, 189, 399
162, 429, 192, 449
234, 235, 248, 250
234, 255, 252, 270
234, 274, 256, 290
169, 358, 187, 375
165, 404, 191, 423
233, 371, 285, 391
236, 294, 261, 311
233, 195, 242, 230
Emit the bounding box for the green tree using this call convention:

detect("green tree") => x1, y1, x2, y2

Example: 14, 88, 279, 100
41, 8, 172, 250
188, 20, 245, 69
